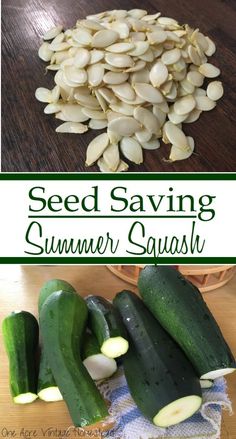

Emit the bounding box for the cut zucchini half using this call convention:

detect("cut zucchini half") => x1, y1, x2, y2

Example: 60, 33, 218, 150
83, 354, 117, 381
153, 395, 202, 428
201, 368, 236, 380
101, 336, 129, 359
200, 379, 213, 389
38, 386, 63, 402
13, 392, 38, 404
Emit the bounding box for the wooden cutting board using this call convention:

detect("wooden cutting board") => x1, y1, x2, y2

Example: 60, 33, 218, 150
0, 265, 235, 438
2, 0, 236, 172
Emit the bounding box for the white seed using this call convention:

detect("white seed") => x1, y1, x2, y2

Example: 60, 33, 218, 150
98, 88, 117, 104
38, 42, 53, 62
158, 16, 178, 26
142, 139, 160, 150
105, 53, 133, 68
128, 41, 149, 56
164, 121, 188, 148
110, 102, 134, 116
73, 29, 92, 46
92, 29, 119, 48
98, 158, 128, 172
86, 133, 110, 165
125, 60, 146, 72
43, 25, 63, 41
49, 42, 70, 52
147, 30, 167, 44
104, 71, 129, 85
108, 21, 130, 39
149, 61, 168, 87
103, 143, 120, 171
134, 106, 160, 135
46, 64, 60, 71
139, 48, 154, 62
61, 104, 89, 122
188, 45, 201, 66
131, 68, 150, 84
169, 136, 194, 161
120, 137, 143, 164
134, 83, 163, 103
89, 119, 108, 130
89, 49, 104, 64
187, 71, 204, 87
195, 96, 216, 111
168, 107, 187, 124
207, 81, 224, 101
80, 19, 103, 31
106, 42, 134, 53
129, 9, 147, 19
142, 12, 161, 21
205, 37, 216, 56
174, 95, 196, 115
180, 78, 195, 94
184, 109, 202, 123
199, 63, 220, 78
35, 87, 52, 103
135, 129, 152, 143
56, 122, 88, 133
64, 66, 87, 84
108, 116, 141, 136
87, 64, 104, 87
82, 108, 106, 119
130, 31, 146, 41
74, 48, 90, 68
152, 106, 166, 126
112, 82, 135, 101
161, 48, 181, 65
108, 129, 122, 144
51, 85, 60, 103
44, 103, 62, 114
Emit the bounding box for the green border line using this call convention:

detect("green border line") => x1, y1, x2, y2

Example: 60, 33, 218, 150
0, 257, 235, 264
0, 172, 236, 180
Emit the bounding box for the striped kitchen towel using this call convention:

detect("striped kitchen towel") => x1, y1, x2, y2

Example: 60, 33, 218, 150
99, 367, 232, 439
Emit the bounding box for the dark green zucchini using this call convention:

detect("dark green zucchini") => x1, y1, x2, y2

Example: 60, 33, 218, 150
86, 295, 129, 359
2, 311, 39, 404
40, 290, 108, 427
82, 332, 117, 381
138, 266, 236, 380
38, 279, 75, 401
114, 291, 202, 427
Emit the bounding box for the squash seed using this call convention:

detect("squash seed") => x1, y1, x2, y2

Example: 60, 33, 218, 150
149, 61, 168, 87
105, 53, 133, 68
56, 122, 88, 133
120, 137, 143, 164
35, 87, 52, 103
134, 106, 160, 135
169, 136, 194, 161
92, 29, 119, 48
134, 83, 163, 103
43, 25, 63, 41
104, 71, 129, 85
89, 119, 108, 130
161, 48, 181, 65
87, 64, 104, 87
199, 63, 220, 78
164, 121, 188, 148
108, 116, 141, 136
135, 129, 152, 143
38, 42, 53, 62
195, 96, 216, 111
207, 81, 224, 101
61, 104, 89, 122
74, 48, 90, 68
89, 50, 104, 64
174, 95, 196, 115
187, 71, 204, 87
142, 139, 160, 150
86, 133, 110, 165
111, 83, 136, 101
106, 42, 134, 53
103, 143, 120, 171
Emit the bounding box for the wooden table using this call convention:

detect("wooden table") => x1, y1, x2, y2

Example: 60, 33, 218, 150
0, 265, 235, 438
2, 0, 236, 172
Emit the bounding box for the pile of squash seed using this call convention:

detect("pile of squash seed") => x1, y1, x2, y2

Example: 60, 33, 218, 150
35, 9, 224, 172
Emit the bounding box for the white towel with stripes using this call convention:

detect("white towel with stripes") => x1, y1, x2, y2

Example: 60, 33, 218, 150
100, 368, 232, 439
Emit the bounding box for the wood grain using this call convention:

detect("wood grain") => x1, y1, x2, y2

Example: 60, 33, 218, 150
2, 0, 236, 172
0, 265, 235, 438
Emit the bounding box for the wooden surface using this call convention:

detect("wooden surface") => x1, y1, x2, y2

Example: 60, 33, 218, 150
2, 0, 236, 172
0, 265, 235, 438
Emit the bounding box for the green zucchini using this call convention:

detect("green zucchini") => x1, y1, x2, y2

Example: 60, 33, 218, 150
114, 291, 202, 428
38, 279, 75, 401
138, 266, 236, 380
40, 290, 108, 427
86, 295, 129, 359
2, 311, 39, 404
82, 332, 117, 381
